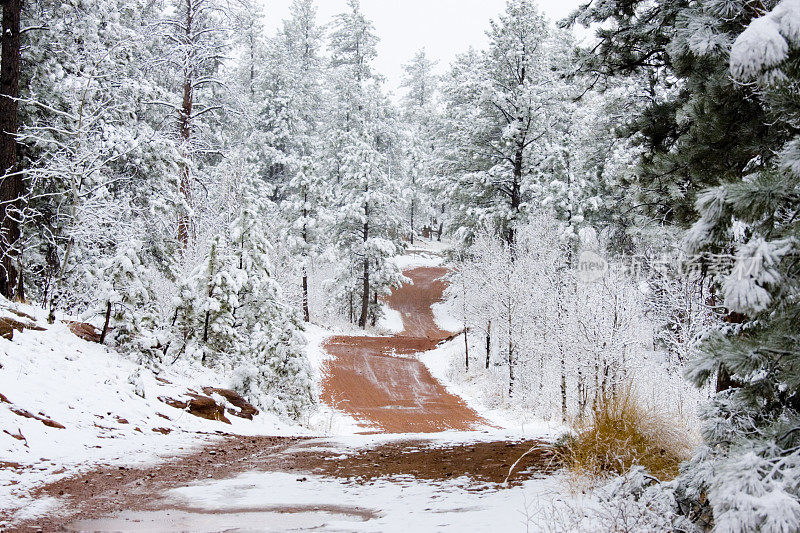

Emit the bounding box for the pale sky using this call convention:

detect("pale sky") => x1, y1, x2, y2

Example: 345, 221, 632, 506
260, 0, 584, 95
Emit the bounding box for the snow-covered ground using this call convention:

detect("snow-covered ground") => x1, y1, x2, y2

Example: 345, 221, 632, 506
0, 302, 307, 521
158, 469, 572, 532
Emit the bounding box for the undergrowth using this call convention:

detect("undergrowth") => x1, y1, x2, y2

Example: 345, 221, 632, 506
557, 385, 694, 485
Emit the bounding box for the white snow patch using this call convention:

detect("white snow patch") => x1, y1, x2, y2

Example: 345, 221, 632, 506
432, 300, 462, 333
165, 470, 574, 532
377, 305, 404, 334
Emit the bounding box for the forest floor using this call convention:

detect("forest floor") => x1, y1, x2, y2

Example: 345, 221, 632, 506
7, 259, 567, 532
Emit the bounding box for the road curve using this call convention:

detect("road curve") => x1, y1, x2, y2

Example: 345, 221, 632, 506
320, 266, 487, 433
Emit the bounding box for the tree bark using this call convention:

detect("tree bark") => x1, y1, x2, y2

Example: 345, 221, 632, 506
358, 201, 369, 328
359, 257, 369, 328
0, 0, 23, 299
485, 319, 491, 369
302, 266, 310, 322
371, 291, 377, 327
410, 197, 415, 245
508, 340, 514, 398
177, 0, 194, 249
99, 301, 112, 344
507, 147, 523, 251
464, 327, 469, 371
560, 347, 567, 422
301, 195, 310, 322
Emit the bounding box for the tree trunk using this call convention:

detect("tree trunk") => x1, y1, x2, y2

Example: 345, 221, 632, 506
410, 197, 415, 245
177, 0, 194, 249
485, 319, 491, 369
371, 291, 377, 327
99, 301, 112, 344
577, 367, 586, 420
359, 195, 370, 328
507, 148, 523, 251
301, 197, 310, 322
464, 327, 469, 371
560, 347, 567, 422
716, 364, 734, 393
301, 266, 310, 322
508, 340, 514, 398
0, 0, 23, 299
359, 257, 369, 328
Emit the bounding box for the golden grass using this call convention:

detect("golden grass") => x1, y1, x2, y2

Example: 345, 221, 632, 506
557, 385, 693, 484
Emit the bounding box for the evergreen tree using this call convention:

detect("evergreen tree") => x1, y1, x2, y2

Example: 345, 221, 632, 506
230, 197, 314, 419
400, 49, 439, 243
438, 0, 564, 247
172, 234, 239, 366
92, 243, 157, 350
573, 0, 800, 528
281, 156, 329, 322
678, 2, 800, 530
332, 136, 404, 328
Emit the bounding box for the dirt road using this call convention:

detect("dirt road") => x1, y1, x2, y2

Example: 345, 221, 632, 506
7, 265, 558, 532
320, 266, 487, 433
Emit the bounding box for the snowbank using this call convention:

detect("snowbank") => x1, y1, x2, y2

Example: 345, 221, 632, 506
377, 305, 404, 334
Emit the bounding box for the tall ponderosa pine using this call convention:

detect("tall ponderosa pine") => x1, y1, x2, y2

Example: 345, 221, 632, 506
439, 0, 561, 246
326, 0, 404, 328
400, 49, 439, 244
0, 0, 22, 299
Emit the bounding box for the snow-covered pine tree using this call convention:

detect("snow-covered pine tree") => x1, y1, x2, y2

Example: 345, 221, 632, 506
172, 234, 240, 366
400, 49, 440, 244
92, 243, 157, 350
677, 2, 800, 530
281, 156, 329, 322
159, 0, 231, 249
332, 136, 404, 328
438, 0, 563, 247
573, 0, 800, 528
322, 0, 405, 328
230, 191, 314, 420
19, 0, 182, 317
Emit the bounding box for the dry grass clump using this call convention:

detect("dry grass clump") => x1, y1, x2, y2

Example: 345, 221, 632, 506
557, 386, 693, 484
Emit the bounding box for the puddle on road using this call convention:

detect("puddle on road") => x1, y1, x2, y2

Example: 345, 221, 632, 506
66, 507, 371, 532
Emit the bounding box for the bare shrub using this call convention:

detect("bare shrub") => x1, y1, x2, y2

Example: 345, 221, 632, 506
558, 385, 694, 484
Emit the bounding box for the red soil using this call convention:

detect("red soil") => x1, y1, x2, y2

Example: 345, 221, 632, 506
320, 266, 488, 433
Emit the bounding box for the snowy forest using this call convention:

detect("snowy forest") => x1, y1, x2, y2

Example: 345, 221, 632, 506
0, 0, 798, 531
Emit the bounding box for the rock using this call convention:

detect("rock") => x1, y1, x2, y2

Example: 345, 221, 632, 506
63, 321, 102, 343
159, 394, 231, 424
0, 316, 45, 340
7, 308, 34, 321
187, 395, 231, 424
202, 387, 259, 420
8, 405, 65, 429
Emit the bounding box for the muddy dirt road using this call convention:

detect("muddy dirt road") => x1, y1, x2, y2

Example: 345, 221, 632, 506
320, 266, 487, 433
7, 263, 557, 532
